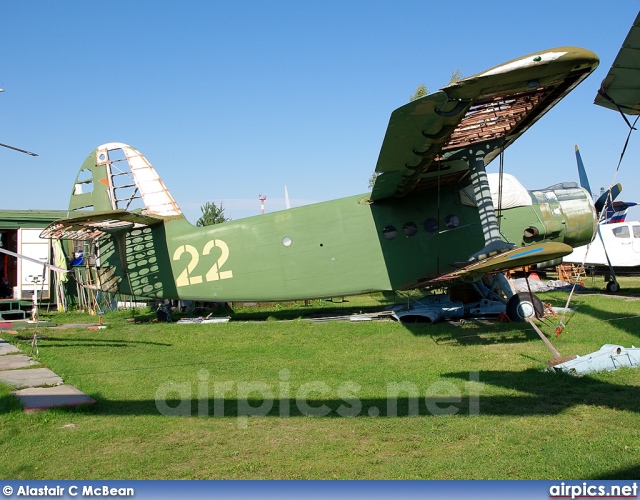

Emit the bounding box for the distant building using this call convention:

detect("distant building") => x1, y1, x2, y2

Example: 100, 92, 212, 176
0, 209, 70, 302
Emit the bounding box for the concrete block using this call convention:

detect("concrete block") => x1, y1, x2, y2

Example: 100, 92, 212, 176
0, 354, 38, 371
14, 385, 96, 410
0, 367, 63, 389
0, 339, 20, 355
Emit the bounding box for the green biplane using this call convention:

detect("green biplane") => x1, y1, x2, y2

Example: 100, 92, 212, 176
42, 47, 601, 321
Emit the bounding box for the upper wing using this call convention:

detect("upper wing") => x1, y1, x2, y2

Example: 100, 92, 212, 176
371, 47, 599, 201
595, 11, 640, 114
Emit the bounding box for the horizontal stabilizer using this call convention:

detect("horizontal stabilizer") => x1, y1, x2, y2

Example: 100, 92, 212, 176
40, 210, 163, 241
417, 242, 573, 286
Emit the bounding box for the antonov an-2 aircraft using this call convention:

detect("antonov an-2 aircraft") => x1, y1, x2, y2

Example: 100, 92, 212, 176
42, 47, 601, 321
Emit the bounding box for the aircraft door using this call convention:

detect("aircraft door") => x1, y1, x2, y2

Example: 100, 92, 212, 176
17, 229, 51, 300
632, 225, 640, 253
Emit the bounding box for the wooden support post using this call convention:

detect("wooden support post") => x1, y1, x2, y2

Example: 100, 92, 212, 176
526, 318, 561, 358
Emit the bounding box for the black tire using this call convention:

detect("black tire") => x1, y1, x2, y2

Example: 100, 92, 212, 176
506, 292, 544, 322
606, 281, 620, 294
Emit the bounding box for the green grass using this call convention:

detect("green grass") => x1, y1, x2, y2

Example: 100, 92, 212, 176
1, 289, 639, 479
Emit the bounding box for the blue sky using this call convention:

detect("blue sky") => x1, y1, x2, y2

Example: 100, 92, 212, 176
1, 1, 640, 223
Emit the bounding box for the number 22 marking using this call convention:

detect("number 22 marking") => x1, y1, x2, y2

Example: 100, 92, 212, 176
203, 240, 232, 281
173, 239, 233, 287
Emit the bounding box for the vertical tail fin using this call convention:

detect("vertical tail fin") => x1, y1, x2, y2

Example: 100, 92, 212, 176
604, 201, 638, 223
41, 143, 182, 299
69, 142, 182, 217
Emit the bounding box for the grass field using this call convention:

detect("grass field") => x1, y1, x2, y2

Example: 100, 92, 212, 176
1, 281, 639, 479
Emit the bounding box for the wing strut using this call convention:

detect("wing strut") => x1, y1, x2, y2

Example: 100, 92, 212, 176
468, 146, 515, 261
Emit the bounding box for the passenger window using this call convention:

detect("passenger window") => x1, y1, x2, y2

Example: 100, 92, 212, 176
403, 222, 418, 237
423, 218, 438, 233
383, 226, 397, 240
445, 214, 460, 229
612, 226, 630, 238
633, 226, 640, 238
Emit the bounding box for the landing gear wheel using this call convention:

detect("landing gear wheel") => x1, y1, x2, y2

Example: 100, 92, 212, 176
506, 292, 544, 322
606, 281, 620, 294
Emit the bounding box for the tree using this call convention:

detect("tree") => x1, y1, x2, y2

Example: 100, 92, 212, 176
368, 172, 378, 191
409, 69, 464, 103
449, 68, 464, 84
196, 201, 230, 227
409, 83, 429, 102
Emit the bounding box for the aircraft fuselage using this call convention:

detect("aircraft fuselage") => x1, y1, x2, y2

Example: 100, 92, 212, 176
104, 181, 596, 302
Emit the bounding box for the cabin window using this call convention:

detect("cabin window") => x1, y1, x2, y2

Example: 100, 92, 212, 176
612, 226, 630, 239
282, 237, 292, 247
445, 214, 460, 229
382, 226, 397, 240
74, 168, 94, 195
403, 222, 418, 237
423, 218, 438, 233
633, 226, 640, 238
